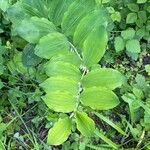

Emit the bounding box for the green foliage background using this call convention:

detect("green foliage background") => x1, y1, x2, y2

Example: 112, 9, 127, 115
0, 0, 150, 149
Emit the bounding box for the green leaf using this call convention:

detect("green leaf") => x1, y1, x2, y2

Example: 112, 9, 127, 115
102, 0, 110, 3
22, 0, 48, 18
126, 51, 139, 60
40, 76, 79, 95
22, 44, 42, 67
126, 39, 141, 53
35, 32, 70, 59
80, 87, 120, 110
47, 118, 72, 145
82, 26, 108, 67
45, 61, 81, 81
16, 17, 56, 43
128, 3, 139, 12
144, 98, 150, 131
0, 0, 9, 12
95, 129, 119, 149
61, 0, 95, 36
137, 0, 147, 3
0, 80, 4, 89
7, 2, 30, 25
114, 36, 125, 52
82, 68, 125, 90
121, 28, 135, 40
126, 13, 137, 24
111, 11, 121, 22
74, 9, 108, 49
50, 52, 81, 67
94, 112, 126, 135
48, 0, 73, 26
76, 112, 95, 137
42, 91, 76, 113
138, 11, 147, 23
145, 65, 150, 75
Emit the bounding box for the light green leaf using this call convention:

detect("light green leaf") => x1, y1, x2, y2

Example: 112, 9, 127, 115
47, 118, 72, 145
128, 3, 139, 12
40, 76, 79, 95
137, 0, 147, 4
16, 17, 56, 43
126, 39, 141, 53
121, 28, 135, 40
82, 26, 108, 67
126, 13, 137, 24
61, 0, 95, 36
35, 32, 70, 59
82, 68, 125, 90
80, 87, 120, 110
48, 0, 73, 26
114, 36, 125, 52
45, 61, 81, 81
111, 11, 121, 22
74, 9, 108, 49
51, 52, 81, 67
22, 0, 48, 18
102, 0, 110, 3
76, 112, 95, 137
0, 0, 9, 12
42, 91, 76, 113
145, 65, 150, 75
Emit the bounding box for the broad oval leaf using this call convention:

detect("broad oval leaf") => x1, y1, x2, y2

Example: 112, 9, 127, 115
45, 61, 81, 81
40, 76, 79, 95
7, 2, 30, 25
22, 0, 48, 18
35, 32, 70, 59
22, 43, 42, 67
42, 91, 76, 113
47, 117, 72, 145
82, 26, 108, 67
80, 87, 120, 110
82, 68, 125, 90
76, 112, 95, 137
61, 0, 95, 36
73, 9, 108, 48
51, 52, 81, 67
48, 0, 74, 26
16, 16, 56, 43
126, 39, 141, 53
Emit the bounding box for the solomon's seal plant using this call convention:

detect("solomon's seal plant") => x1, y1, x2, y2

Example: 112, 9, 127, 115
7, 0, 125, 147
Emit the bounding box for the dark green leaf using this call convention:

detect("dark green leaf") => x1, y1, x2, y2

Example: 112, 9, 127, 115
16, 17, 56, 43
22, 43, 42, 67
